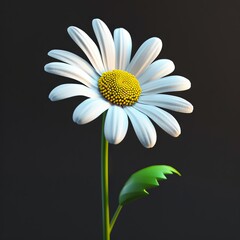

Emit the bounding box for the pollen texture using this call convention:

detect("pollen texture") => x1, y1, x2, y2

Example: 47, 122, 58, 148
98, 70, 141, 106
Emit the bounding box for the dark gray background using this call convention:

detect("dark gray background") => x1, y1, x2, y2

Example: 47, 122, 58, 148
1, 0, 240, 239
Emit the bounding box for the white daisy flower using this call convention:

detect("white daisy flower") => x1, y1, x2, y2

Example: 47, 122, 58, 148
45, 18, 193, 148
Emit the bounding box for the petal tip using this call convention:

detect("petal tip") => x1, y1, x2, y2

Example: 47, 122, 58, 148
72, 114, 80, 125
143, 140, 156, 148
151, 37, 162, 48
146, 144, 155, 148
182, 77, 191, 90
107, 138, 122, 145
44, 64, 50, 72
188, 104, 194, 113
177, 76, 192, 91
92, 18, 101, 23
174, 129, 181, 137
48, 92, 54, 101
67, 26, 77, 35
92, 18, 104, 28
169, 60, 175, 71
143, 134, 157, 148
47, 50, 54, 56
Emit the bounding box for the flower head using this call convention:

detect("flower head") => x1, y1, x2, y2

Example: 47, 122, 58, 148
45, 18, 193, 148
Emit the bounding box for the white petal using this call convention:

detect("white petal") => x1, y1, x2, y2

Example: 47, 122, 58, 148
134, 103, 181, 137
48, 49, 99, 80
138, 94, 193, 113
114, 28, 132, 70
92, 19, 115, 71
67, 26, 105, 75
104, 106, 128, 144
44, 62, 98, 88
124, 107, 157, 148
126, 37, 162, 77
141, 75, 191, 95
138, 59, 175, 84
49, 84, 100, 101
73, 98, 111, 125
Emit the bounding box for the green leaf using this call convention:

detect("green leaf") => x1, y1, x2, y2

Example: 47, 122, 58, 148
119, 165, 181, 206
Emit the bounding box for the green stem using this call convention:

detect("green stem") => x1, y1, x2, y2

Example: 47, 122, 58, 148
110, 205, 123, 232
101, 112, 110, 240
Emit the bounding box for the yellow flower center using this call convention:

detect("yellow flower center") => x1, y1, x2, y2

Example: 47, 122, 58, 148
98, 70, 142, 106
